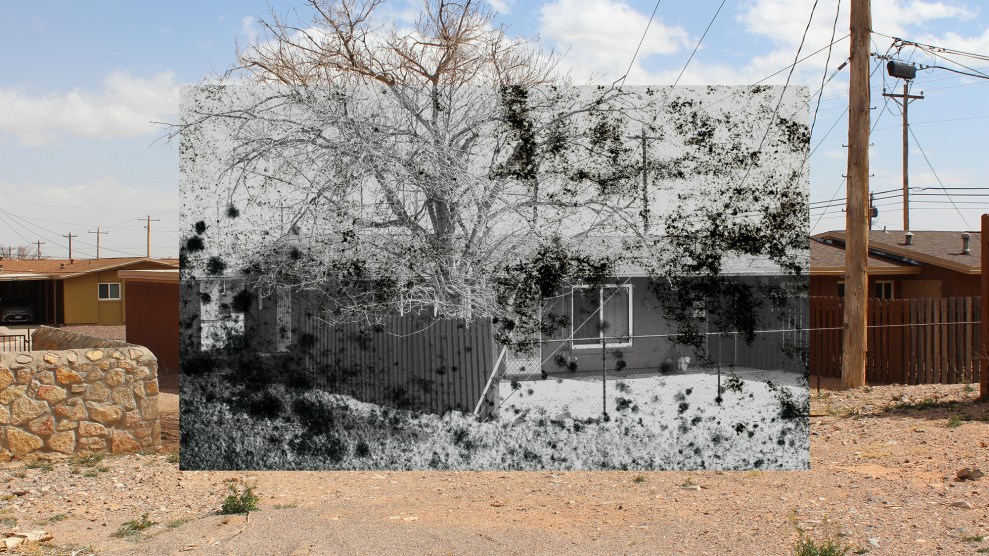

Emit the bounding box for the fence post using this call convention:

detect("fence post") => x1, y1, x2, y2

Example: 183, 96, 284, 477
980, 214, 988, 401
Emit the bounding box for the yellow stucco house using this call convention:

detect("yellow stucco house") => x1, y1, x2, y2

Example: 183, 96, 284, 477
0, 257, 179, 325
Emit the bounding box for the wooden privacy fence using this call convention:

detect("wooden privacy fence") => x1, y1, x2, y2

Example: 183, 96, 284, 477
811, 296, 982, 384
299, 315, 496, 417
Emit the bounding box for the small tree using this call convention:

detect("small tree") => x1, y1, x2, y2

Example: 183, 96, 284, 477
177, 0, 809, 353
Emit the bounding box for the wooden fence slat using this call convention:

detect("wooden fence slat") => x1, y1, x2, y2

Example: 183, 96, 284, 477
810, 295, 982, 386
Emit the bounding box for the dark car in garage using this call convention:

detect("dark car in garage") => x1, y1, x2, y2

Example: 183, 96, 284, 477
0, 297, 34, 324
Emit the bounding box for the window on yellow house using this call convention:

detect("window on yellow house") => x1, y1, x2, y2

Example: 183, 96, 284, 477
98, 282, 121, 301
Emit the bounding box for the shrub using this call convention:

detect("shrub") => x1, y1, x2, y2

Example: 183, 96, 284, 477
112, 513, 158, 538
245, 390, 285, 419
725, 374, 744, 393
221, 484, 260, 515
793, 534, 850, 556
290, 432, 348, 462
291, 397, 337, 429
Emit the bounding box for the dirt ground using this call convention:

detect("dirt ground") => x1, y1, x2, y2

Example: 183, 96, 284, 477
2, 380, 987, 555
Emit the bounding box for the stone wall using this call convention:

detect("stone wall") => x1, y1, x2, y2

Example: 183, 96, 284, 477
0, 327, 160, 459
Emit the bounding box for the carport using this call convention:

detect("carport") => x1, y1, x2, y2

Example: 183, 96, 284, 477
0, 272, 61, 325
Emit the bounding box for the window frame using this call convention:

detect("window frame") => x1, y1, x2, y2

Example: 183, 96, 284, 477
874, 280, 894, 300
97, 282, 121, 301
570, 283, 633, 350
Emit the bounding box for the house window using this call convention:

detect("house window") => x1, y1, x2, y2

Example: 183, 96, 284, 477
98, 282, 121, 301
874, 280, 894, 299
571, 284, 633, 349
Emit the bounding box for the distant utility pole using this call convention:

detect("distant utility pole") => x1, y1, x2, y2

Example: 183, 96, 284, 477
88, 227, 108, 259
882, 82, 924, 231
139, 215, 160, 258
35, 240, 44, 259
62, 233, 77, 261
629, 126, 660, 234
841, 0, 871, 389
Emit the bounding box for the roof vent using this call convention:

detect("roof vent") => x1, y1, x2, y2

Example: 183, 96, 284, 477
904, 232, 913, 246
961, 232, 971, 255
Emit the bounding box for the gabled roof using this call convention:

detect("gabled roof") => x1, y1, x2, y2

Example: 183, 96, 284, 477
0, 257, 179, 280
810, 240, 920, 276
813, 230, 982, 275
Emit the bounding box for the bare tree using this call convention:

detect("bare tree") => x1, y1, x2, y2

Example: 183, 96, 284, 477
178, 0, 808, 344
180, 0, 642, 323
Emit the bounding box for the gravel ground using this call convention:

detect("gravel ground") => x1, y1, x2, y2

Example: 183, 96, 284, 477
1, 383, 987, 555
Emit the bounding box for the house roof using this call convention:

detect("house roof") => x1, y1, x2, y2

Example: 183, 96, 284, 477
117, 269, 179, 284
564, 236, 795, 277
0, 257, 179, 280
809, 240, 920, 276
813, 230, 982, 275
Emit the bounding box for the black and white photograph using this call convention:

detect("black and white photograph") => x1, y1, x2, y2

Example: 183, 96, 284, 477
176, 0, 810, 471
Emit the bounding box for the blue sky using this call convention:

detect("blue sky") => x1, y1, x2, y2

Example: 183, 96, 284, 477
1, 0, 986, 258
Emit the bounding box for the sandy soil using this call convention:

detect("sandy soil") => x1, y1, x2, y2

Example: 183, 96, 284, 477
2, 383, 987, 555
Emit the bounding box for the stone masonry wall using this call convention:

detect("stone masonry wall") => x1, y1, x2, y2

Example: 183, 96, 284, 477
0, 327, 160, 460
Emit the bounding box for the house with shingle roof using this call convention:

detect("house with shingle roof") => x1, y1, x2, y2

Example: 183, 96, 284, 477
0, 257, 179, 325
810, 230, 982, 299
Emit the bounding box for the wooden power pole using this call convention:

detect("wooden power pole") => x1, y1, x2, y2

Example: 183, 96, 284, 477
88, 227, 107, 259
882, 83, 924, 231
141, 215, 160, 258
629, 126, 660, 234
62, 233, 77, 261
981, 214, 988, 402
841, 0, 871, 389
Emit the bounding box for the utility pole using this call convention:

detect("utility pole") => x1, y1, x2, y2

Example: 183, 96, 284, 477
841, 0, 871, 389
88, 227, 108, 259
62, 233, 77, 261
140, 215, 160, 258
629, 126, 660, 234
35, 240, 44, 259
882, 82, 924, 231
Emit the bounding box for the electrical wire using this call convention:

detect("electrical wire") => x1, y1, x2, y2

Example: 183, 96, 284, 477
809, 0, 843, 138
0, 162, 176, 186
908, 126, 972, 230
672, 0, 727, 87
732, 0, 820, 200
613, 0, 665, 87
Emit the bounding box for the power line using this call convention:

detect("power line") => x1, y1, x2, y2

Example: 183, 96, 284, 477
672, 0, 726, 87
810, 58, 893, 233
0, 162, 176, 186
908, 126, 969, 228
613, 0, 665, 87
809, 0, 843, 138
733, 0, 820, 199
873, 32, 989, 64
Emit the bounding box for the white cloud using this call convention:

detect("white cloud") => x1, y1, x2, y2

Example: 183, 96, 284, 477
241, 16, 258, 44
539, 0, 690, 83
488, 0, 515, 13
0, 72, 179, 146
